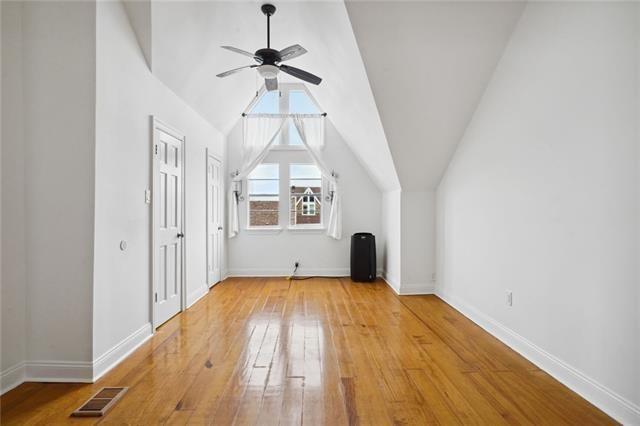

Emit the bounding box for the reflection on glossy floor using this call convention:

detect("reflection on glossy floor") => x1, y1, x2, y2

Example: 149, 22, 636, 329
1, 278, 614, 425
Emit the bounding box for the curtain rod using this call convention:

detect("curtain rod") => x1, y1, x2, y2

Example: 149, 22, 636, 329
241, 112, 327, 117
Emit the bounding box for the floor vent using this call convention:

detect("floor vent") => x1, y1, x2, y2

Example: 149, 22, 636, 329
71, 387, 128, 417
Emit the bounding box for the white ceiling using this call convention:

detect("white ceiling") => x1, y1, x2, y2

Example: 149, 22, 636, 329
142, 1, 400, 191
345, 1, 525, 190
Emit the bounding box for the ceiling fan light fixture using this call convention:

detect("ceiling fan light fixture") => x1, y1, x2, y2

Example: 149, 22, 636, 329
257, 64, 279, 79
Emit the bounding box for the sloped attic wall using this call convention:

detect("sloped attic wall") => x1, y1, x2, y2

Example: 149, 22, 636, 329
436, 2, 640, 422
93, 0, 226, 369
346, 1, 525, 293
346, 0, 524, 191
1, 0, 228, 392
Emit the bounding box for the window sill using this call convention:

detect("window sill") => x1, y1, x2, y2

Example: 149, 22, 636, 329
287, 226, 326, 234
245, 227, 283, 235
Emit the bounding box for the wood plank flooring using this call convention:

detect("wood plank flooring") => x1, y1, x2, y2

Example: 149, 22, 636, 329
0, 277, 615, 425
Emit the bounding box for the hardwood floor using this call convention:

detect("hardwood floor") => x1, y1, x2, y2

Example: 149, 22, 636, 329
1, 278, 615, 425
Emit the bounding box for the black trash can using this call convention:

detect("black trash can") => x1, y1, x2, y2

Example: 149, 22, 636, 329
350, 233, 376, 282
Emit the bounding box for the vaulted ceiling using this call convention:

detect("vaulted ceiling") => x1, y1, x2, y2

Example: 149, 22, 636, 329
126, 0, 400, 191
346, 1, 525, 190
124, 1, 525, 192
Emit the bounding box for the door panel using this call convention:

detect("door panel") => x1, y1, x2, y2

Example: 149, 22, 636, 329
207, 155, 222, 286
154, 124, 183, 328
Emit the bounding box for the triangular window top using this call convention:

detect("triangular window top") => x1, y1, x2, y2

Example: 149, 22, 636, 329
246, 84, 322, 147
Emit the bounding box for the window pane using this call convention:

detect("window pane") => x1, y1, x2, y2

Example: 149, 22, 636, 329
288, 122, 303, 146
251, 91, 282, 144
290, 164, 321, 179
289, 164, 322, 226
248, 164, 279, 227
250, 91, 279, 114
287, 91, 319, 146
289, 90, 320, 114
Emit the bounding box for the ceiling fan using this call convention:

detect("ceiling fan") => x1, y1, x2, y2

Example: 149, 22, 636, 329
216, 3, 322, 91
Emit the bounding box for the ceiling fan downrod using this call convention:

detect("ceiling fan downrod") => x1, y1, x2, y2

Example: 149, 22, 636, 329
261, 4, 276, 49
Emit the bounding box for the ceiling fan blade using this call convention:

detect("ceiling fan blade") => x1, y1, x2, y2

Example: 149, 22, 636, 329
279, 65, 322, 85
265, 77, 278, 92
216, 65, 257, 78
278, 44, 307, 62
221, 46, 262, 63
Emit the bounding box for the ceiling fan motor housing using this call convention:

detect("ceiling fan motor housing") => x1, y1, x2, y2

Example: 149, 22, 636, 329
255, 48, 281, 65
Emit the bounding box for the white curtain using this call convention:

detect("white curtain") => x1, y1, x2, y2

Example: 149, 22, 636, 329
228, 116, 287, 238
292, 115, 342, 240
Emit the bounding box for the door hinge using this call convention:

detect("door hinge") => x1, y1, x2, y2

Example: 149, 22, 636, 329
154, 292, 158, 303
154, 144, 158, 155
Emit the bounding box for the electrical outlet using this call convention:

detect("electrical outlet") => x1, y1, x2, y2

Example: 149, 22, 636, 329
506, 290, 513, 306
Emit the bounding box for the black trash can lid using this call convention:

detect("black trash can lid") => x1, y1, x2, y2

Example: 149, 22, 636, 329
353, 232, 373, 237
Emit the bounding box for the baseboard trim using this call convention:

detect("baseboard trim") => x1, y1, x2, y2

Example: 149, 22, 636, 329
380, 272, 436, 296
380, 272, 400, 294
398, 282, 436, 295
3, 323, 154, 393
186, 285, 209, 308
92, 322, 153, 381
227, 267, 351, 277
1, 362, 26, 395
436, 289, 640, 425
25, 360, 93, 383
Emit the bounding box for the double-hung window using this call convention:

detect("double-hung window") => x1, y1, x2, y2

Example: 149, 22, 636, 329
247, 164, 279, 228
290, 164, 322, 227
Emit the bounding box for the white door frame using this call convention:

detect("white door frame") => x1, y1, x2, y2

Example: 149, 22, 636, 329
151, 116, 187, 331
206, 149, 223, 287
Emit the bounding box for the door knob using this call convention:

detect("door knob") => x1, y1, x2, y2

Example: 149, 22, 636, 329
217, 226, 223, 231
177, 233, 184, 238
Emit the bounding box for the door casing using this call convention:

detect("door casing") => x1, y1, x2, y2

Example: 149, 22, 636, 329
151, 116, 187, 330
206, 149, 223, 287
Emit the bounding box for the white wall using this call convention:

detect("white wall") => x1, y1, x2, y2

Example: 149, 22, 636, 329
381, 190, 436, 295
637, 4, 640, 409
0, 1, 226, 391
1, 1, 28, 392
381, 189, 401, 290
400, 191, 436, 294
93, 1, 225, 363
226, 120, 382, 276
122, 0, 151, 69
437, 3, 639, 422
22, 1, 97, 366
1, 0, 97, 389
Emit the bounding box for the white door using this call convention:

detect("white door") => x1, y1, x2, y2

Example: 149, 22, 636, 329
207, 154, 222, 286
153, 122, 184, 328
